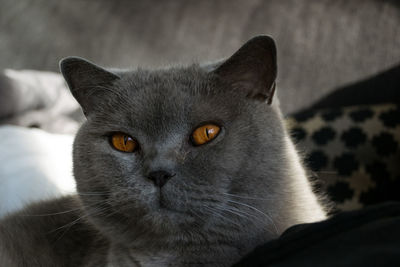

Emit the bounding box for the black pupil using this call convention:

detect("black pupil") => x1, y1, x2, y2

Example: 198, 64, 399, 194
205, 128, 209, 138
123, 135, 128, 145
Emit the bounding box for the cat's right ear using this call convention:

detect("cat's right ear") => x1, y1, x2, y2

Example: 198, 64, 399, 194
59, 57, 120, 116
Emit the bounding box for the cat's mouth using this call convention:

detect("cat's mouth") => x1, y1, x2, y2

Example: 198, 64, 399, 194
157, 190, 179, 212
153, 190, 191, 218
159, 192, 169, 209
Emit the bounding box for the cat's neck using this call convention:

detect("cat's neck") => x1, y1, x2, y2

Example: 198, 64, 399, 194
280, 134, 327, 225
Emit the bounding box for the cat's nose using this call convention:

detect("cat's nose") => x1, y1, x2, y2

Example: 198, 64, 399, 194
147, 170, 175, 188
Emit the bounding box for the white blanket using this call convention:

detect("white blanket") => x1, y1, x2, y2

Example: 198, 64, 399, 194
0, 125, 76, 218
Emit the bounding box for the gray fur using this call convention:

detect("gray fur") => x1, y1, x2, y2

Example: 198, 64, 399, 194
0, 36, 326, 266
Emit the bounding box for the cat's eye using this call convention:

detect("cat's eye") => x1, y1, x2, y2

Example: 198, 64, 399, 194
191, 124, 221, 146
110, 133, 138, 153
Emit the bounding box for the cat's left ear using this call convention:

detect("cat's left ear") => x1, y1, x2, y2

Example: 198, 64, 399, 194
59, 56, 120, 115
213, 35, 277, 104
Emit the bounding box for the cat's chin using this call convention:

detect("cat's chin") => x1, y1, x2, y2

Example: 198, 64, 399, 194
128, 199, 197, 231
147, 204, 196, 228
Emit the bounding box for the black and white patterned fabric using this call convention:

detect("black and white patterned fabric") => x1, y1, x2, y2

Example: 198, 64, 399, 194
287, 103, 400, 212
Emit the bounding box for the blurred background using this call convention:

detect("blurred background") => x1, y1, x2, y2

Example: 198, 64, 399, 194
1, 0, 399, 113
0, 0, 399, 216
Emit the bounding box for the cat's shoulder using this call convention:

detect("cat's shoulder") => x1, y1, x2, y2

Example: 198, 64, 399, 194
0, 195, 108, 267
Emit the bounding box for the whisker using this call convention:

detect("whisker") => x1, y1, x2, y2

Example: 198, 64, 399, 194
76, 192, 110, 196
202, 205, 242, 228
225, 199, 278, 234
50, 206, 111, 244
213, 204, 267, 227
48, 205, 108, 234
213, 204, 248, 220
211, 203, 280, 237
221, 192, 274, 201
19, 200, 108, 217
20, 207, 83, 217
48, 202, 114, 244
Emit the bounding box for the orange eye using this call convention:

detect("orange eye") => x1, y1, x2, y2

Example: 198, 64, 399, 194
191, 124, 221, 146
110, 133, 138, 152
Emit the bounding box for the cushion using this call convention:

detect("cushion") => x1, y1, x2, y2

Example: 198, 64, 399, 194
287, 103, 400, 212
0, 125, 75, 218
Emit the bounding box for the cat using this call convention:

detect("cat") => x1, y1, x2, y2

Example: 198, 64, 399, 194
0, 36, 326, 267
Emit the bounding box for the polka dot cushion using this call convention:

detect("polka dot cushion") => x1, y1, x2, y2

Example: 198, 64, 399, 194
287, 103, 400, 212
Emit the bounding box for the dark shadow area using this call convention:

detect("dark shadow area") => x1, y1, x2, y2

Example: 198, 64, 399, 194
308, 64, 400, 110
234, 202, 400, 267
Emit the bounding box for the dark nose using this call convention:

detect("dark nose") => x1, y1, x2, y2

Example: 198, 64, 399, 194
147, 170, 174, 188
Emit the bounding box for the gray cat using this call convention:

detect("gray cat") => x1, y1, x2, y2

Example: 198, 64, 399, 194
0, 36, 326, 267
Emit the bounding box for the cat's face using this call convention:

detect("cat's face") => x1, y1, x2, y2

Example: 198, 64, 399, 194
62, 36, 285, 250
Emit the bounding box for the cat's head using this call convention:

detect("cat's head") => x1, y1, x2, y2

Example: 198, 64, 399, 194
61, 36, 289, 252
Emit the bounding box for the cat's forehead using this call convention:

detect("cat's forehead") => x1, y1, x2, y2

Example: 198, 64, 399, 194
100, 66, 242, 137
120, 66, 214, 95
119, 66, 237, 106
